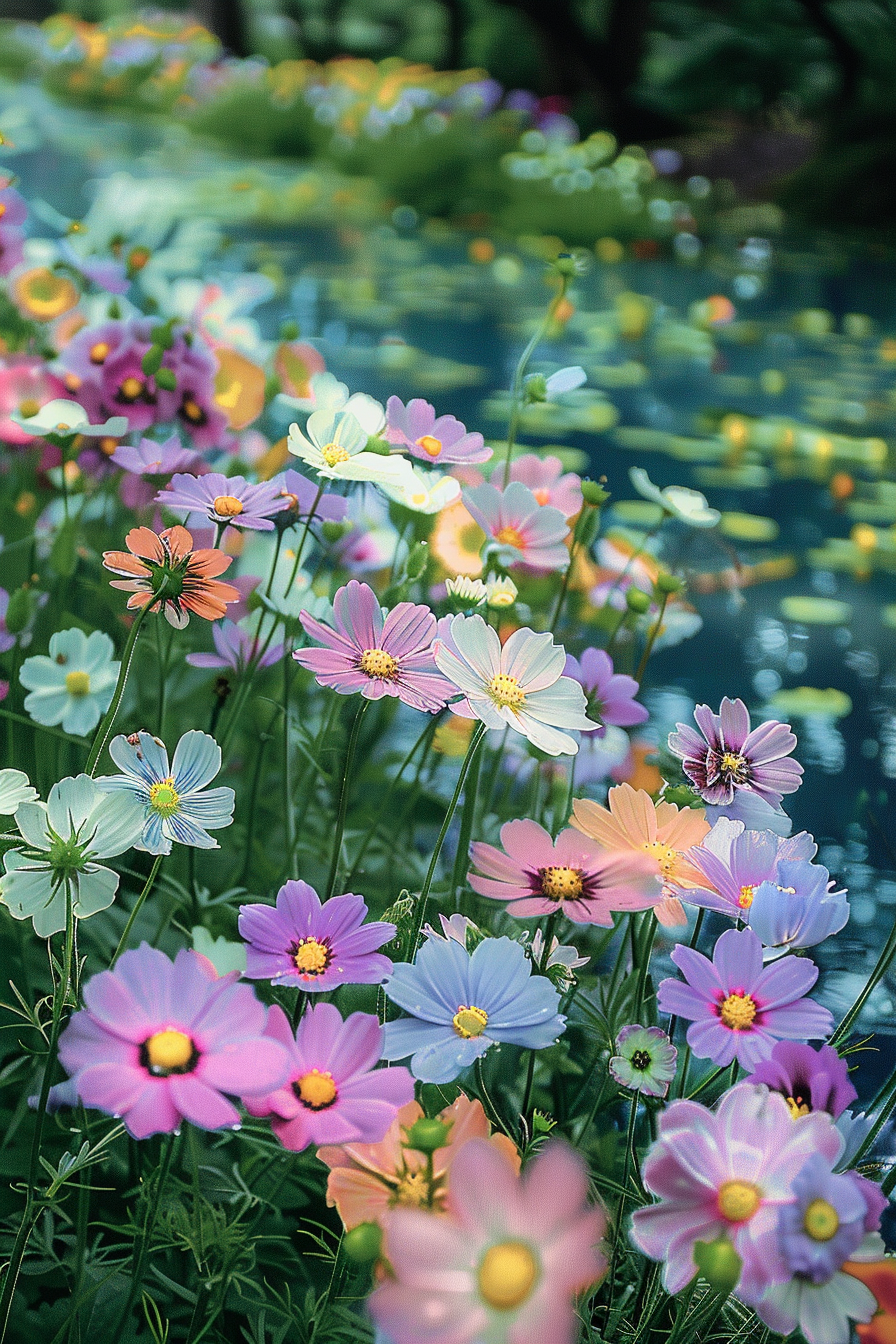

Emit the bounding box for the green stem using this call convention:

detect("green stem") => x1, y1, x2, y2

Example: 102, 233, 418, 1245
503, 275, 569, 476
831, 907, 896, 1046
602, 1092, 640, 1321
450, 732, 484, 912
111, 855, 164, 967
284, 485, 324, 597
86, 595, 160, 775
113, 1131, 177, 1336
634, 592, 669, 685
325, 699, 370, 899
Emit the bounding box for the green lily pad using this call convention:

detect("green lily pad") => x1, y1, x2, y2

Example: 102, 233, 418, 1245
780, 596, 852, 624
768, 687, 853, 719
720, 512, 780, 542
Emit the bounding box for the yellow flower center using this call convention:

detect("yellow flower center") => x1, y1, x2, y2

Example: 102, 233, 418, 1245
212, 494, 244, 518
452, 1004, 489, 1038
119, 376, 145, 401
89, 341, 110, 364
321, 441, 351, 466
540, 866, 584, 900
804, 1198, 840, 1242
65, 670, 91, 697
18, 398, 39, 419
721, 751, 747, 779
64, 373, 82, 392
293, 937, 330, 976
296, 1068, 337, 1110
144, 1029, 194, 1074
719, 992, 757, 1031
717, 1180, 761, 1223
477, 1241, 539, 1311
149, 778, 180, 818
786, 1095, 811, 1119
642, 840, 678, 877
416, 434, 443, 458
488, 673, 526, 709
494, 525, 525, 549
394, 1170, 430, 1207
181, 396, 205, 424
359, 648, 399, 679
738, 885, 755, 910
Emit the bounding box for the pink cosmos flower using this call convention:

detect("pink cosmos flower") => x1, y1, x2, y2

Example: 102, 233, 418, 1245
468, 819, 660, 924
0, 357, 68, 445
56, 943, 290, 1139
668, 696, 804, 809
385, 396, 491, 464
242, 1002, 414, 1151
294, 579, 454, 712
463, 481, 570, 572
564, 648, 649, 737
369, 1138, 607, 1344
630, 1083, 843, 1299
490, 453, 583, 519
656, 926, 834, 1070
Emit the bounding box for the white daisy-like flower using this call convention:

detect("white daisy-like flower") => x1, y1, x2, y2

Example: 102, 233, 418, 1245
432, 614, 594, 756
9, 398, 128, 440
19, 628, 120, 737
0, 769, 38, 815
287, 409, 410, 486
378, 464, 460, 514
445, 576, 488, 607
629, 466, 720, 528
278, 373, 386, 435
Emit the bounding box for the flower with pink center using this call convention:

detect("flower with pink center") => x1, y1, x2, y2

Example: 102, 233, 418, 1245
668, 696, 804, 808
462, 481, 570, 572
56, 943, 290, 1139
564, 647, 648, 737
385, 395, 491, 464
238, 879, 395, 989
241, 1001, 414, 1151
0, 357, 68, 445
490, 453, 583, 519
369, 1138, 607, 1344
468, 819, 660, 924
656, 926, 834, 1070
294, 579, 454, 713
629, 1082, 843, 1299
186, 618, 285, 673
157, 471, 292, 532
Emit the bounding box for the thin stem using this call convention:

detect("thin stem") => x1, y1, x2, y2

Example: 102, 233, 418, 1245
345, 714, 440, 889
503, 274, 569, 476
111, 855, 164, 967
602, 1093, 640, 1320
284, 486, 324, 597
831, 908, 896, 1046
325, 699, 370, 899
634, 592, 670, 685
451, 730, 484, 912
113, 1131, 177, 1336
86, 594, 160, 775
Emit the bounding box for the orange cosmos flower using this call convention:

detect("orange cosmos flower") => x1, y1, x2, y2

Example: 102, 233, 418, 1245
102, 525, 239, 630
570, 782, 712, 926
845, 1259, 896, 1344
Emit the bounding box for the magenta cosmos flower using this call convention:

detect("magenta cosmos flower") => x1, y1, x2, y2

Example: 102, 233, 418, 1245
669, 696, 803, 808
157, 472, 291, 531
370, 1138, 606, 1344
242, 1001, 414, 1151
745, 1041, 858, 1120
238, 879, 395, 989
0, 356, 68, 445
490, 453, 583, 519
468, 819, 659, 925
630, 1083, 843, 1299
294, 579, 454, 712
463, 481, 570, 572
656, 926, 833, 1070
56, 944, 290, 1139
564, 648, 648, 737
385, 395, 491, 464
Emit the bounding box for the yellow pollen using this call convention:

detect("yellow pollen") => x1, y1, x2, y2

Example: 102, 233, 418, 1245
212, 494, 244, 518
182, 397, 204, 423
394, 1170, 430, 1207
64, 373, 82, 392
321, 441, 351, 466
717, 1180, 761, 1223
786, 1095, 811, 1119
359, 647, 399, 679
296, 1068, 337, 1109
55, 423, 70, 432
415, 434, 443, 458
452, 1004, 489, 1038
477, 1241, 539, 1310
18, 398, 39, 419
721, 751, 746, 775
719, 992, 757, 1031
89, 341, 110, 363
540, 866, 584, 900
642, 840, 678, 876
120, 376, 144, 400
145, 1029, 193, 1073
149, 777, 180, 818
293, 937, 329, 975
99, 437, 118, 456
65, 670, 91, 697
804, 1198, 839, 1242
739, 885, 755, 910
488, 673, 525, 709
494, 525, 525, 549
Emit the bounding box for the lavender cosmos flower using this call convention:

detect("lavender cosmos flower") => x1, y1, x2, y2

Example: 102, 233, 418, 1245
157, 472, 291, 532
748, 859, 850, 954
669, 697, 803, 808
112, 433, 205, 509
382, 935, 565, 1084
186, 619, 285, 673
57, 944, 290, 1138
242, 1002, 414, 1151
564, 647, 648, 737
294, 579, 454, 713
385, 396, 491, 464
746, 1042, 858, 1119
656, 926, 833, 1069
610, 1025, 677, 1098
0, 184, 27, 275
677, 817, 817, 917
238, 880, 395, 989
463, 481, 570, 572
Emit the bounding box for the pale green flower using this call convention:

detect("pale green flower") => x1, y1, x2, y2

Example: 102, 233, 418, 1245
0, 769, 37, 815
20, 628, 119, 737
629, 466, 721, 528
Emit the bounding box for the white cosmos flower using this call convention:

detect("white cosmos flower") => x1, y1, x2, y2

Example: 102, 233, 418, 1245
0, 769, 37, 814
433, 614, 594, 756
755, 1232, 885, 1344
279, 373, 386, 435
9, 398, 128, 440
629, 466, 721, 528
378, 464, 460, 514
288, 409, 409, 486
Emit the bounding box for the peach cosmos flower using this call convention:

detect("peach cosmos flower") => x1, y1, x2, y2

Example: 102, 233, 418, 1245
847, 1259, 896, 1344
317, 1093, 519, 1233
102, 525, 240, 629
570, 782, 712, 926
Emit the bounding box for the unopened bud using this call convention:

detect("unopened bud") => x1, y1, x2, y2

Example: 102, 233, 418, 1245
404, 1118, 451, 1154
693, 1235, 742, 1294
365, 435, 393, 456
654, 572, 683, 596
446, 575, 487, 609
625, 587, 652, 614
486, 575, 518, 609
552, 253, 579, 278
4, 586, 34, 634
343, 1222, 382, 1264
405, 541, 429, 581
581, 479, 611, 507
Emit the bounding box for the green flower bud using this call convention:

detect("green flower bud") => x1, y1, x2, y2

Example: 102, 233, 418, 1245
552, 253, 579, 278
581, 480, 611, 507
654, 572, 683, 596
365, 435, 393, 456
343, 1222, 382, 1264
150, 322, 175, 351
279, 320, 300, 341
4, 585, 35, 634
405, 541, 429, 581
693, 1235, 742, 1294
524, 373, 548, 404
404, 1118, 451, 1155
573, 507, 600, 548
625, 587, 652, 614
662, 785, 703, 809
154, 368, 177, 392
141, 346, 163, 377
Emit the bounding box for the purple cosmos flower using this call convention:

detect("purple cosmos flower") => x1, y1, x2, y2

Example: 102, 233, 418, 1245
238, 879, 395, 989
656, 926, 833, 1069
668, 697, 803, 808
564, 647, 648, 737
242, 1001, 414, 1151
385, 396, 491, 464
276, 468, 348, 524
157, 472, 291, 532
0, 185, 27, 276
746, 1042, 858, 1119
779, 1155, 883, 1284
186, 619, 285, 674
748, 859, 849, 954
294, 579, 454, 713
56, 943, 290, 1139
462, 481, 570, 572
112, 433, 206, 510
0, 589, 15, 655
678, 817, 817, 916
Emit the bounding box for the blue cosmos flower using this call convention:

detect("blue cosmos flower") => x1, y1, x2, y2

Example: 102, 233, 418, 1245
97, 729, 235, 855
380, 935, 565, 1083
748, 858, 849, 955
19, 628, 119, 737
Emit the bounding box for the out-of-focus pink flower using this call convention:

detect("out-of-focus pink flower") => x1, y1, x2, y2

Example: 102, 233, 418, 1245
564, 647, 648, 737
463, 481, 570, 572
490, 453, 582, 519
0, 358, 68, 445
385, 396, 491, 465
